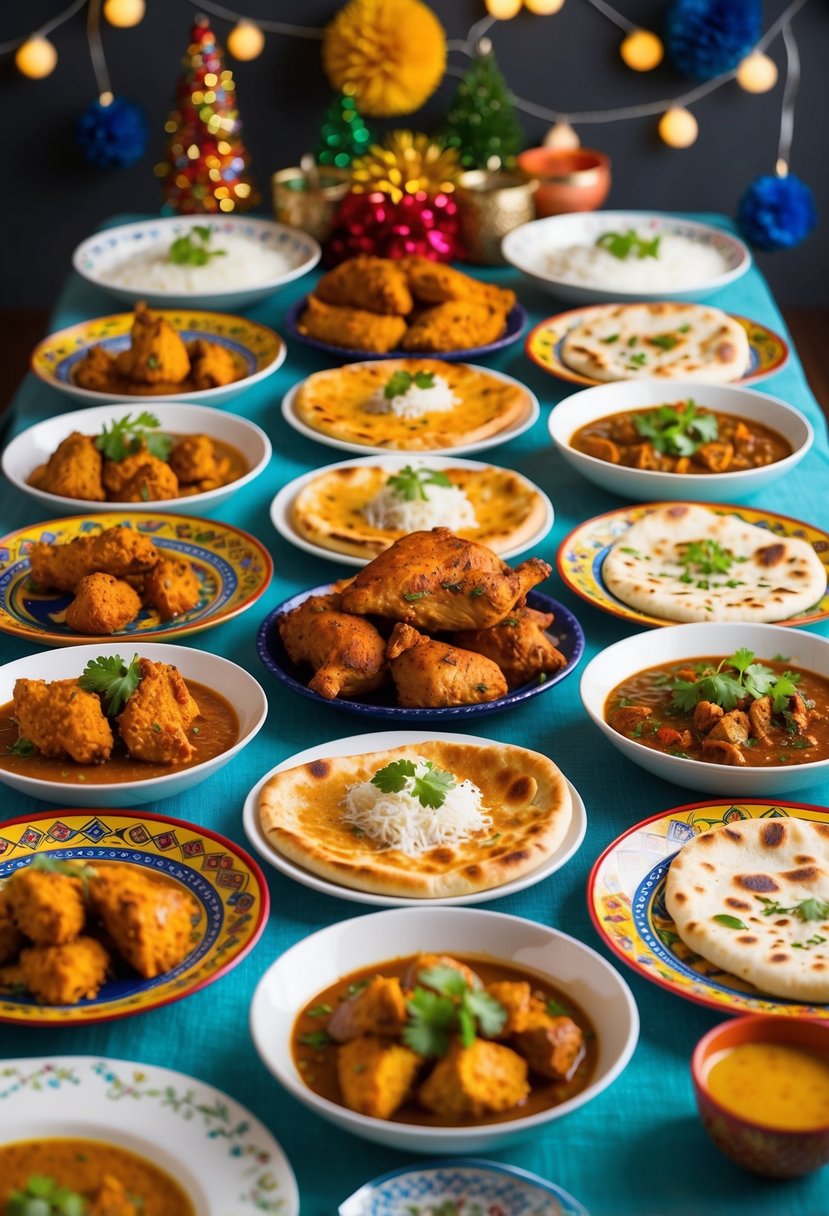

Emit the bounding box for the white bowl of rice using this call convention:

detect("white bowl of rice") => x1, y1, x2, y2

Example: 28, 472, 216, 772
502, 211, 751, 305
73, 215, 321, 310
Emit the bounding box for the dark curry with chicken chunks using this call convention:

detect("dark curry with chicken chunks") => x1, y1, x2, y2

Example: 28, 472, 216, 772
571, 400, 791, 474
292, 953, 597, 1127
606, 649, 829, 768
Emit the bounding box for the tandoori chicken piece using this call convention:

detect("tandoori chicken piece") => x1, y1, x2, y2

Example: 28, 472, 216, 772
13, 678, 114, 764
386, 623, 508, 707
187, 338, 238, 389
299, 295, 407, 354
116, 658, 200, 764
511, 999, 586, 1081
5, 868, 85, 946
28, 525, 159, 592
88, 1175, 139, 1216
88, 867, 196, 978
401, 300, 508, 353
402, 954, 483, 992
74, 344, 119, 392
403, 257, 516, 313
316, 256, 414, 315
0, 889, 22, 966
65, 573, 142, 635
168, 434, 229, 488
102, 451, 180, 502
339, 529, 551, 632
336, 1037, 421, 1119
19, 936, 110, 1005
278, 594, 388, 700
142, 556, 200, 620
113, 303, 191, 385
418, 1039, 530, 1117
451, 607, 568, 689
27, 431, 106, 502
328, 976, 408, 1042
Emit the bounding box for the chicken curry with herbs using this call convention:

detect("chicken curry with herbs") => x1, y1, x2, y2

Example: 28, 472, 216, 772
292, 952, 597, 1127
571, 401, 791, 474
605, 649, 829, 768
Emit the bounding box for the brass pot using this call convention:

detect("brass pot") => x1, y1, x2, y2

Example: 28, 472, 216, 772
271, 166, 351, 242
456, 169, 539, 265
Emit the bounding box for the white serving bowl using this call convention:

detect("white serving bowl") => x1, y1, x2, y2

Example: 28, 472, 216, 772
2, 401, 271, 515
501, 211, 751, 305
547, 380, 813, 503
73, 215, 321, 310
0, 641, 267, 807
580, 622, 829, 796
250, 907, 639, 1154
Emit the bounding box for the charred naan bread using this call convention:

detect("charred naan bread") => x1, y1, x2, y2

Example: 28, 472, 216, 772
666, 818, 829, 1002
561, 303, 750, 384
604, 504, 827, 623
258, 740, 572, 897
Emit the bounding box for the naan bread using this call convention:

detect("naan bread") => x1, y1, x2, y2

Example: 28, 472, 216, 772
666, 818, 829, 1002
258, 740, 571, 898
290, 465, 547, 560
561, 303, 750, 384
604, 504, 827, 623
292, 360, 532, 450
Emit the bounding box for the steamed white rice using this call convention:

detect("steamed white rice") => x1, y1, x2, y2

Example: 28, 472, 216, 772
545, 232, 729, 292
101, 232, 293, 294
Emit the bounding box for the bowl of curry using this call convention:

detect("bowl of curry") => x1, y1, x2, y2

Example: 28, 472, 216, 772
548, 380, 812, 503
0, 641, 267, 807
580, 621, 829, 795
249, 906, 639, 1153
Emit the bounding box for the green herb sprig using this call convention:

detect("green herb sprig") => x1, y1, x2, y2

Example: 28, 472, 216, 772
386, 465, 453, 503
758, 896, 829, 923
5, 1175, 87, 1216
167, 225, 226, 266
596, 229, 661, 260
403, 964, 507, 1057
94, 411, 173, 463
78, 654, 143, 716
633, 401, 718, 457
370, 759, 457, 810
670, 648, 802, 714
384, 370, 436, 400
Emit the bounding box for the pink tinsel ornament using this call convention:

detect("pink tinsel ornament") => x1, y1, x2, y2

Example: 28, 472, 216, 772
324, 189, 464, 265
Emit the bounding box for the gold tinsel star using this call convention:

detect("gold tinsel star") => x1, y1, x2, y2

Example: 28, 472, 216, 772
350, 131, 462, 204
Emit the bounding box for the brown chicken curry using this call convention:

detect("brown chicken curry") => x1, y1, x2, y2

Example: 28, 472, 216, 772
292, 952, 597, 1127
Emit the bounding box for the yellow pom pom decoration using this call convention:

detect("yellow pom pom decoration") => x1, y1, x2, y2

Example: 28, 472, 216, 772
323, 0, 446, 118
351, 131, 461, 204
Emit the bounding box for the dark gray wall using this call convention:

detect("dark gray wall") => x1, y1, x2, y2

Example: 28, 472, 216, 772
1, 0, 826, 308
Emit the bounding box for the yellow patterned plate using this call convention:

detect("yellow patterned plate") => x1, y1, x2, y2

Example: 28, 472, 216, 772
31, 308, 286, 406
0, 808, 269, 1025
588, 799, 829, 1019
526, 307, 788, 388
558, 501, 829, 629
0, 512, 273, 645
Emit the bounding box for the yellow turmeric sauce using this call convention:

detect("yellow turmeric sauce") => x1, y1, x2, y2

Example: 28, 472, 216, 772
705, 1041, 829, 1131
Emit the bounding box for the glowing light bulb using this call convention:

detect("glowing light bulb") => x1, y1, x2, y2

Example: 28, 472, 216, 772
544, 122, 580, 150
658, 107, 698, 148
15, 35, 57, 79
620, 29, 664, 72
736, 51, 778, 93
227, 20, 265, 61
485, 0, 522, 18
103, 0, 146, 28
524, 0, 565, 13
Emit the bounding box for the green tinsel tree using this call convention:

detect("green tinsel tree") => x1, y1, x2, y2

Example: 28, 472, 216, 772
439, 42, 523, 171
315, 91, 373, 169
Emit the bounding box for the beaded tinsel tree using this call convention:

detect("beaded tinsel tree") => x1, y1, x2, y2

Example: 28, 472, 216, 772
156, 16, 259, 214
315, 89, 373, 169
438, 40, 523, 171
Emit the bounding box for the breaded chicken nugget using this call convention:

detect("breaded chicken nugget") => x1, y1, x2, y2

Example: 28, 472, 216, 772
403, 257, 516, 312
316, 256, 414, 315
13, 678, 114, 764
20, 936, 110, 1005
88, 867, 196, 979
142, 556, 200, 620
29, 525, 159, 592
6, 868, 86, 946
299, 296, 407, 354
27, 432, 106, 503
65, 572, 142, 635
401, 299, 508, 352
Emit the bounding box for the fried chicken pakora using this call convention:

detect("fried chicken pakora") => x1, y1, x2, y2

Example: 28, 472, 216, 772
19, 935, 110, 1005
114, 302, 190, 385
386, 622, 508, 707
142, 555, 201, 620
278, 592, 388, 700
402, 256, 516, 313
116, 658, 200, 764
13, 678, 114, 764
88, 868, 196, 979
28, 432, 106, 502
88, 1175, 140, 1216
452, 606, 568, 689
29, 525, 158, 593
102, 451, 180, 502
401, 299, 509, 353
299, 295, 408, 354
168, 433, 231, 489
65, 573, 142, 636
316, 256, 414, 315
5, 868, 85, 946
187, 337, 238, 389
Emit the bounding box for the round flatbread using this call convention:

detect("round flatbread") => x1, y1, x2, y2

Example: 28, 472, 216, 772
561, 303, 750, 384
603, 504, 827, 623
292, 360, 532, 450
290, 464, 547, 560
666, 817, 829, 1002
258, 740, 571, 898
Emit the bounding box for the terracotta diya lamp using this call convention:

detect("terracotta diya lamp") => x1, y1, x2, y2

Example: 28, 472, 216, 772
516, 147, 611, 217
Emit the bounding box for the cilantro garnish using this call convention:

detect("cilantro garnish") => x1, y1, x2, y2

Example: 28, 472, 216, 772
384, 370, 436, 400
78, 654, 143, 716
633, 400, 719, 457
650, 333, 680, 351
678, 539, 734, 578
94, 411, 173, 463
402, 965, 507, 1057
7, 737, 36, 757
386, 465, 453, 503
167, 225, 227, 266
370, 758, 457, 810
712, 914, 747, 930
758, 896, 829, 923
596, 229, 661, 260
5, 1175, 87, 1216
299, 1030, 332, 1050
670, 649, 802, 714
627, 352, 648, 368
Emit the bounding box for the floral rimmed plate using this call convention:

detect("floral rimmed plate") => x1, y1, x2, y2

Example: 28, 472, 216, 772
0, 808, 268, 1025
0, 512, 273, 645
557, 502, 829, 630
0, 1056, 298, 1214
526, 307, 788, 388
588, 799, 829, 1019
31, 309, 286, 407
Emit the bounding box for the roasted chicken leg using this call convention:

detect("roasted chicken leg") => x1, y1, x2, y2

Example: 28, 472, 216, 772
278, 593, 387, 700
386, 623, 508, 707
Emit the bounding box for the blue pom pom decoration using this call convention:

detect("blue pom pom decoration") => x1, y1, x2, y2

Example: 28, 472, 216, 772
738, 173, 818, 251
76, 96, 148, 168
665, 0, 762, 79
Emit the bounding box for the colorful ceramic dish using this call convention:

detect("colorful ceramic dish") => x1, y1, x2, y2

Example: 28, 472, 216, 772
558, 503, 829, 630
0, 1055, 298, 1214
588, 799, 829, 1019
0, 513, 273, 645
0, 808, 267, 1025
31, 309, 286, 407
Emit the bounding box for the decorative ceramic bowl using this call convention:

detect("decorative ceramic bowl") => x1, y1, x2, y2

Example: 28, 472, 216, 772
249, 906, 639, 1154
2, 401, 272, 516
547, 380, 812, 502
692, 1015, 829, 1177
72, 215, 321, 310
580, 621, 829, 796
515, 148, 611, 217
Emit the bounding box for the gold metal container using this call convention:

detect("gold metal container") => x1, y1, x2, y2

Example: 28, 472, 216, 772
456, 169, 539, 265
271, 166, 351, 243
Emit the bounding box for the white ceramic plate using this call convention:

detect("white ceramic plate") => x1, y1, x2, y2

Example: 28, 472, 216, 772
242, 730, 586, 907
2, 401, 272, 516
502, 211, 751, 305
547, 379, 813, 503
249, 907, 639, 1154
73, 215, 321, 310
0, 641, 267, 807
580, 621, 829, 796
0, 1055, 298, 1215
269, 454, 554, 566
280, 364, 540, 457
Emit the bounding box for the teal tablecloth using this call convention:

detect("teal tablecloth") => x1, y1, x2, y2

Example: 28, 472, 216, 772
2, 215, 829, 1216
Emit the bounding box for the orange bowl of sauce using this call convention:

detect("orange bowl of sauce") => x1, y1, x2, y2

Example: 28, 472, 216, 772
692, 1015, 829, 1177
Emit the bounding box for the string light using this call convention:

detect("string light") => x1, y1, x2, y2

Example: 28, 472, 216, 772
736, 51, 778, 93
658, 107, 698, 148
15, 35, 58, 78
484, 0, 522, 19
523, 0, 565, 14
620, 29, 664, 71
544, 121, 580, 149
226, 19, 265, 60
102, 0, 145, 28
